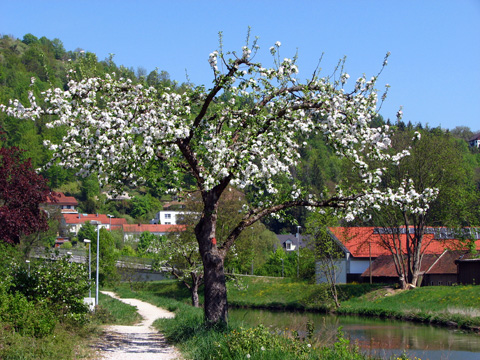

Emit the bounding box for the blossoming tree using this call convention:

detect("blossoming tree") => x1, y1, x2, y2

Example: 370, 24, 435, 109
1, 36, 436, 324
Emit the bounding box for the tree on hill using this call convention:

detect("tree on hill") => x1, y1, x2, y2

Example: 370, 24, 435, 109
0, 146, 54, 245
1, 34, 433, 325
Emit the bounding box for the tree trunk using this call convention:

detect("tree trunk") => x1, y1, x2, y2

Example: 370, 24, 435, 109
195, 190, 228, 326
190, 272, 202, 308
203, 252, 228, 325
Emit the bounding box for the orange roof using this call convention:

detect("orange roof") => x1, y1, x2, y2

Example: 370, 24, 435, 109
329, 227, 480, 258
46, 192, 78, 206
63, 213, 127, 225
122, 224, 186, 233
361, 250, 469, 278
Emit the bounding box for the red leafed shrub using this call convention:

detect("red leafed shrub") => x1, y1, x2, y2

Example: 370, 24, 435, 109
0, 147, 55, 244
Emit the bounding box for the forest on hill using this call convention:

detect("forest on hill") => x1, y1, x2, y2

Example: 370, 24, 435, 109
1, 32, 479, 234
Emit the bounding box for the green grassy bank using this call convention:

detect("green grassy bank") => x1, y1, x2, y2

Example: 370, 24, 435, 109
227, 276, 480, 331
111, 282, 374, 360
114, 276, 480, 332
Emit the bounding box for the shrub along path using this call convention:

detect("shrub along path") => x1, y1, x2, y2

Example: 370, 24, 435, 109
94, 291, 182, 360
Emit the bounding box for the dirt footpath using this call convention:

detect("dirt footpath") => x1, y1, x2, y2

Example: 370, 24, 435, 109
94, 291, 183, 360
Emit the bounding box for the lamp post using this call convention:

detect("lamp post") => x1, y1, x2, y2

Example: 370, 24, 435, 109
90, 220, 101, 306
25, 260, 30, 276
296, 226, 301, 278
107, 214, 114, 230
84, 239, 92, 298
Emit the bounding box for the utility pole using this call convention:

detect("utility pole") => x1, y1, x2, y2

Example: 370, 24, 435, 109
296, 226, 301, 278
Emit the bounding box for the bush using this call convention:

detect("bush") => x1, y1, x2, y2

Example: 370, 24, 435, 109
10, 256, 90, 323
60, 240, 73, 249
221, 324, 316, 359
0, 291, 56, 337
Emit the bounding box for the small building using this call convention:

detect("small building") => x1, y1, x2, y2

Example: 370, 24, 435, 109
456, 254, 480, 285
422, 250, 461, 286
44, 192, 78, 214
362, 250, 475, 286
276, 234, 308, 252
468, 133, 480, 148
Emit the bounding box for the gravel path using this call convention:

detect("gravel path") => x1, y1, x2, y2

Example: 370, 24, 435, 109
95, 291, 183, 360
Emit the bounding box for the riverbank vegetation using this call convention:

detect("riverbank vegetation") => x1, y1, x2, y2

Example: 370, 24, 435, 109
111, 283, 371, 360
229, 277, 480, 331
114, 277, 480, 332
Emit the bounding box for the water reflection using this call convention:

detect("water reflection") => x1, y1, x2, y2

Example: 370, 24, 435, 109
229, 308, 480, 360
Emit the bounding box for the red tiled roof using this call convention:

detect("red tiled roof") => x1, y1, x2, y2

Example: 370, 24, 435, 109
361, 253, 445, 278
122, 224, 186, 233
328, 227, 480, 258
46, 192, 78, 206
361, 250, 469, 278
63, 213, 127, 226
427, 250, 464, 274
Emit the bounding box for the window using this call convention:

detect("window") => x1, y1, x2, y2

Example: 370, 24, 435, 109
438, 281, 442, 285
165, 213, 171, 219
165, 222, 171, 225
285, 241, 291, 250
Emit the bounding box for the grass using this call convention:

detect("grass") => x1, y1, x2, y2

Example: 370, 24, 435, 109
227, 276, 480, 330
112, 281, 371, 360
114, 277, 480, 331
0, 292, 142, 359
227, 276, 383, 311
96, 292, 142, 325
0, 319, 102, 360
338, 285, 480, 329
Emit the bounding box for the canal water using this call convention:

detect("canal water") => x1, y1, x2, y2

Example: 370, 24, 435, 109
229, 308, 480, 360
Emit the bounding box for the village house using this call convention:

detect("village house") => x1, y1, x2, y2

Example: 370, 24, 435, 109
151, 210, 187, 225
43, 192, 79, 214
62, 213, 127, 235
316, 227, 480, 285
276, 233, 308, 252
468, 132, 480, 148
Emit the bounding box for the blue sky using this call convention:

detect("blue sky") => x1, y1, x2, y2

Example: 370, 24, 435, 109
1, 0, 479, 131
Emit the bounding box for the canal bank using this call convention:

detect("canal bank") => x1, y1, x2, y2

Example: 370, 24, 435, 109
226, 276, 480, 333
229, 308, 480, 360
112, 279, 480, 360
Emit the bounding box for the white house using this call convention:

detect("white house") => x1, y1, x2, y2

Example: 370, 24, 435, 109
276, 234, 308, 252
151, 210, 189, 225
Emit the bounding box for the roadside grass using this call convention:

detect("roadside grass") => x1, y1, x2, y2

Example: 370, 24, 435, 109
0, 292, 142, 359
0, 319, 102, 360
